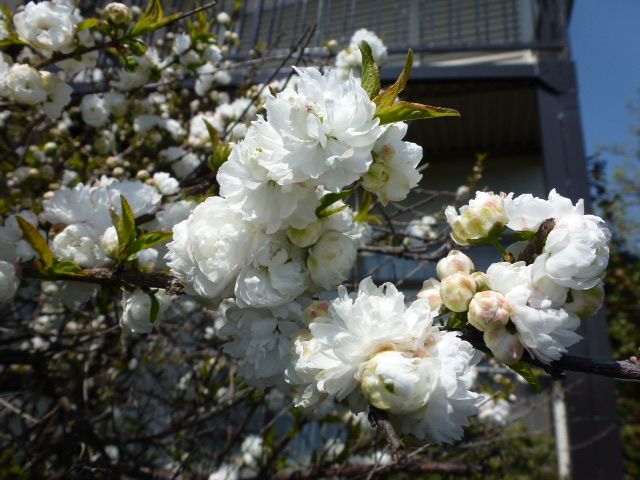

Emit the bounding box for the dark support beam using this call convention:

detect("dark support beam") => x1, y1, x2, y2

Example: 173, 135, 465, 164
536, 61, 625, 480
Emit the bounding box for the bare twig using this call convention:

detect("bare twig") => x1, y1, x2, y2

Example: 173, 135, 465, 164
517, 218, 556, 264
368, 406, 405, 462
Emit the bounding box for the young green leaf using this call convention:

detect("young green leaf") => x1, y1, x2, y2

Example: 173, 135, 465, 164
508, 360, 542, 391
16, 216, 54, 269
203, 119, 232, 169
130, 0, 181, 36
446, 311, 468, 330
52, 260, 83, 276
358, 41, 380, 100
374, 49, 414, 109
130, 231, 173, 254
315, 190, 353, 219
376, 101, 460, 125
76, 18, 100, 32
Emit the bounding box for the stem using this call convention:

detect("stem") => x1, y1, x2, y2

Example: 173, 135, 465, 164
368, 406, 405, 462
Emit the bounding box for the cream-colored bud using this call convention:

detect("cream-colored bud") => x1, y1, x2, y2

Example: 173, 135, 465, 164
104, 2, 132, 26
444, 192, 507, 245
468, 291, 510, 332
564, 282, 604, 319
484, 327, 523, 364
286, 221, 322, 248
436, 249, 474, 279
440, 272, 476, 312
416, 278, 442, 311
136, 169, 150, 181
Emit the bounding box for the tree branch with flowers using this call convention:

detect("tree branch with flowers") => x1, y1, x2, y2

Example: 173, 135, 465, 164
0, 0, 635, 477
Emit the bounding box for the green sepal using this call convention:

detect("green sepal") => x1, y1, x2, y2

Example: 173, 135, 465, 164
315, 190, 353, 219
508, 360, 542, 392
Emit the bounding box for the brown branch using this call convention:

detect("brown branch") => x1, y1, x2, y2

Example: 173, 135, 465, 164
461, 328, 640, 382
20, 264, 183, 295
517, 218, 556, 264
368, 406, 405, 462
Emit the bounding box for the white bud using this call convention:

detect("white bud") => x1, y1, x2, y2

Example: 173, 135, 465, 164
216, 12, 231, 24
286, 221, 322, 248
416, 278, 442, 311
468, 291, 510, 332
104, 3, 133, 26
307, 231, 357, 290
436, 249, 474, 279
358, 350, 438, 414
484, 327, 523, 364
440, 272, 476, 312
564, 282, 604, 319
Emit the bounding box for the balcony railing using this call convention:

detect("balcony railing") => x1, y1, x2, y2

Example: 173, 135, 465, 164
218, 0, 570, 65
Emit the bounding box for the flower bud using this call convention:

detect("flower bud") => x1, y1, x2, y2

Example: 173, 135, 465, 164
416, 278, 442, 311
471, 271, 490, 291
484, 327, 523, 364
100, 226, 119, 256
444, 192, 507, 245
307, 231, 357, 290
436, 249, 474, 279
440, 272, 476, 312
287, 221, 322, 248
104, 2, 133, 26
304, 300, 330, 323
358, 351, 438, 414
564, 282, 604, 319
468, 291, 510, 332
216, 11, 231, 24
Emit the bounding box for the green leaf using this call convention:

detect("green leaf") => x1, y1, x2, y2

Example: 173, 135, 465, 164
110, 195, 137, 259
509, 361, 542, 391
52, 260, 83, 276
148, 292, 160, 323
130, 0, 181, 36
354, 192, 382, 225
16, 216, 53, 269
374, 49, 413, 109
358, 41, 380, 99
315, 190, 353, 219
130, 231, 173, 254
76, 18, 100, 32
203, 119, 232, 169
376, 101, 460, 125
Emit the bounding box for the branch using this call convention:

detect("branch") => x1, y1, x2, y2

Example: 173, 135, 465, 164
368, 406, 405, 462
20, 264, 184, 295
517, 218, 555, 264
461, 328, 640, 382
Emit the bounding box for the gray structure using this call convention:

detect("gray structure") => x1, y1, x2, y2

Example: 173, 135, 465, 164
224, 1, 625, 478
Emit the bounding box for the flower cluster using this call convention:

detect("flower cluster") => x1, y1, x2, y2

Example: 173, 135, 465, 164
428, 190, 610, 364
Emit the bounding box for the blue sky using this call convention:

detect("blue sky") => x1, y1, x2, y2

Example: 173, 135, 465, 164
570, 0, 640, 155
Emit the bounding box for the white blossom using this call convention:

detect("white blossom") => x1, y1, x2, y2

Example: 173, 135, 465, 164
478, 396, 510, 427
52, 223, 111, 268
504, 189, 581, 232
14, 1, 76, 56
6, 64, 47, 105
152, 172, 180, 196
81, 94, 110, 128
120, 289, 171, 334
0, 260, 19, 303
165, 196, 259, 300
264, 67, 380, 190
445, 192, 508, 245
361, 123, 422, 204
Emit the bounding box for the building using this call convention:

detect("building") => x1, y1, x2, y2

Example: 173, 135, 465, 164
225, 0, 624, 478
